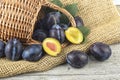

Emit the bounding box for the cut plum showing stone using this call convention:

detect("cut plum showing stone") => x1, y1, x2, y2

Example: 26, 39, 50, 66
42, 38, 61, 56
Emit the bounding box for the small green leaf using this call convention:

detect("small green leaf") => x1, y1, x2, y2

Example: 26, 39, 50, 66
82, 36, 88, 44
78, 26, 90, 44
78, 26, 90, 37
64, 3, 79, 17
50, 0, 63, 7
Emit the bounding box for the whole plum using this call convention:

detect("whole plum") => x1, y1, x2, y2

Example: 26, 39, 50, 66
42, 12, 61, 30
68, 16, 84, 27
22, 44, 43, 62
49, 24, 65, 43
89, 42, 112, 61
5, 38, 23, 61
32, 29, 47, 42
74, 16, 84, 27
66, 50, 88, 68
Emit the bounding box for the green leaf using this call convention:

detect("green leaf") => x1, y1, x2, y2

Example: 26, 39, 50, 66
78, 26, 90, 37
50, 0, 63, 7
82, 36, 88, 44
77, 26, 90, 44
64, 3, 79, 17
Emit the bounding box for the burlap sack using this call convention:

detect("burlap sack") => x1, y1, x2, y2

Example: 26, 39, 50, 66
0, 0, 120, 78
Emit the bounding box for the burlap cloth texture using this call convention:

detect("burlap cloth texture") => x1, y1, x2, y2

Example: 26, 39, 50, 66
0, 0, 120, 78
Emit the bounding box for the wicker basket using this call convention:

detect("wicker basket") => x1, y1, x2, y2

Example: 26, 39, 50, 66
0, 0, 76, 45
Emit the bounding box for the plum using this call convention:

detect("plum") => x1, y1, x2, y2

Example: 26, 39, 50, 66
67, 50, 88, 68
32, 29, 47, 42
65, 27, 83, 44
22, 44, 43, 62
42, 12, 61, 30
74, 16, 84, 27
68, 16, 84, 27
49, 24, 65, 43
89, 42, 112, 61
60, 24, 68, 30
0, 40, 5, 58
5, 38, 23, 61
42, 38, 61, 56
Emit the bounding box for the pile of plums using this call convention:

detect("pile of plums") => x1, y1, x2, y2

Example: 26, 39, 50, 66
0, 11, 86, 62
0, 38, 43, 62
0, 11, 112, 69
32, 12, 85, 56
32, 12, 84, 43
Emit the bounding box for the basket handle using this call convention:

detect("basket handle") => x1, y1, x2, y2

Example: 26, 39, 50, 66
41, 1, 76, 27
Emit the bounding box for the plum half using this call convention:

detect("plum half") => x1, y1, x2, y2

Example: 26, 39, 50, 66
42, 38, 61, 56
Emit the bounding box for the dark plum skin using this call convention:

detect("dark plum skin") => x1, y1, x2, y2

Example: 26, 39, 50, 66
34, 20, 43, 30
68, 16, 84, 27
49, 24, 65, 43
89, 42, 112, 61
42, 12, 61, 30
74, 16, 84, 27
32, 29, 47, 42
0, 40, 5, 58
60, 24, 68, 30
66, 50, 88, 68
5, 38, 23, 61
22, 44, 43, 62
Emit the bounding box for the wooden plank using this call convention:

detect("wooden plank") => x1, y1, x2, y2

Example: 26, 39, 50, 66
2, 75, 120, 80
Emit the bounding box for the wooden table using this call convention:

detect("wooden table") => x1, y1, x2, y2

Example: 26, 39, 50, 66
1, 5, 120, 80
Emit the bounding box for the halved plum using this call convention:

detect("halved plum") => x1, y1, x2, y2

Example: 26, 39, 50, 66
65, 27, 83, 44
42, 38, 61, 56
